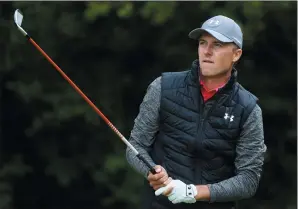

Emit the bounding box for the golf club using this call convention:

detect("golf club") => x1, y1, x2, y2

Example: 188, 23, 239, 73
13, 9, 156, 175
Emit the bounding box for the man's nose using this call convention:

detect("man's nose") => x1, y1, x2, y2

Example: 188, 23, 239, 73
203, 45, 213, 55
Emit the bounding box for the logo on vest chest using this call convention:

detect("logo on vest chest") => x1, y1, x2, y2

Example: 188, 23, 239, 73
224, 113, 234, 122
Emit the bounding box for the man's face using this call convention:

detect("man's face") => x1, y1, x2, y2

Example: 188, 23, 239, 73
198, 33, 242, 78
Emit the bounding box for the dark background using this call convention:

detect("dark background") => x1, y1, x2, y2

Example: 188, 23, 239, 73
0, 2, 296, 209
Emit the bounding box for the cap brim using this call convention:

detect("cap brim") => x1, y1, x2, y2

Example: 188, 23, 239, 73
188, 28, 233, 43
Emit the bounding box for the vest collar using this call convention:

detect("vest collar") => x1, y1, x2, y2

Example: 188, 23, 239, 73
189, 59, 237, 93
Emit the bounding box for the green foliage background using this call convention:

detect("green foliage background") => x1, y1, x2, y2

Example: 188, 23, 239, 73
0, 2, 296, 209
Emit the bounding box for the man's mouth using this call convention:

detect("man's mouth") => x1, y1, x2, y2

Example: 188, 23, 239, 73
202, 60, 214, 63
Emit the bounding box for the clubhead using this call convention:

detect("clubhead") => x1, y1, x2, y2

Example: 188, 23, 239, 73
14, 9, 23, 27
13, 9, 27, 36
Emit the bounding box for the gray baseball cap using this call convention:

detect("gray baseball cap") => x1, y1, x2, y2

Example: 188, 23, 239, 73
188, 15, 243, 49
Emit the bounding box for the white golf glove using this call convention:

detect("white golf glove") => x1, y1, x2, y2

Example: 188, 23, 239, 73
155, 179, 197, 204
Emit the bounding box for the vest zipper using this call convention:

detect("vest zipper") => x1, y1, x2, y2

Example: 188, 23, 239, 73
202, 89, 228, 130
197, 88, 225, 184
196, 90, 205, 184
202, 94, 220, 128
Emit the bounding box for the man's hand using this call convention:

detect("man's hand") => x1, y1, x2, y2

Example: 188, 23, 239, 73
155, 179, 198, 204
147, 165, 172, 190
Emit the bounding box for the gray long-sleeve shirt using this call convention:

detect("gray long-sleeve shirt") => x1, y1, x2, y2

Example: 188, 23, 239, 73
126, 76, 267, 202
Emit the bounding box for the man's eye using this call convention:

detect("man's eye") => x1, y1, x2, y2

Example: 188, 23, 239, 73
214, 43, 222, 47
199, 41, 205, 45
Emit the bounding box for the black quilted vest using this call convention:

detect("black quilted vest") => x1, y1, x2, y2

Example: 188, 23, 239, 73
142, 60, 258, 209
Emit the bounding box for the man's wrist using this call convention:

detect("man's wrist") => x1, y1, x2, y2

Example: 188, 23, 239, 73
194, 185, 211, 201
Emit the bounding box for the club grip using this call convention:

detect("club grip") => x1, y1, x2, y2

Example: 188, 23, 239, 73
136, 154, 156, 174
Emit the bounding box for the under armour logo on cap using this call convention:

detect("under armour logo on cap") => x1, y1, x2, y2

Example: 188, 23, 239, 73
208, 18, 220, 27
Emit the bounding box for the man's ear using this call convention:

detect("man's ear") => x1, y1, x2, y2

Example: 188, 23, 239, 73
233, 49, 242, 62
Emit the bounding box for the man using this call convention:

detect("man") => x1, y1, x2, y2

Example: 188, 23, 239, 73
126, 15, 267, 209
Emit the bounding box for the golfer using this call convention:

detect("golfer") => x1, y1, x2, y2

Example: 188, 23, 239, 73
126, 15, 267, 209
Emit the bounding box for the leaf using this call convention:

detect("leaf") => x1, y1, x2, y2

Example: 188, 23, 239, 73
0, 155, 32, 178
117, 2, 134, 18
243, 2, 264, 19
140, 2, 178, 25
0, 182, 13, 193
103, 154, 126, 174
45, 157, 79, 187
84, 2, 112, 21
6, 80, 43, 103
57, 13, 79, 37
0, 194, 12, 209
200, 2, 216, 10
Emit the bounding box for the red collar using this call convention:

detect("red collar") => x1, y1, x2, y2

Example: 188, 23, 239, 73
199, 79, 227, 102
199, 79, 226, 92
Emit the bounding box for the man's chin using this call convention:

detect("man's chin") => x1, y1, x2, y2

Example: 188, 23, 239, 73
200, 69, 214, 77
